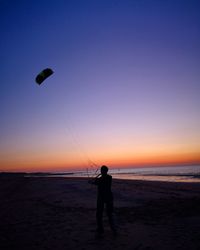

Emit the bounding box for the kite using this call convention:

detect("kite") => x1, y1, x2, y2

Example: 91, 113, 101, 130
35, 68, 54, 85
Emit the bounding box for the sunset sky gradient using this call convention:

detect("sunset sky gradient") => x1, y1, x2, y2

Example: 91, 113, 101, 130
1, 0, 200, 172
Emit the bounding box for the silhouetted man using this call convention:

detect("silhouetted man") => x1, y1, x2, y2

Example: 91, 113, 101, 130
89, 165, 116, 235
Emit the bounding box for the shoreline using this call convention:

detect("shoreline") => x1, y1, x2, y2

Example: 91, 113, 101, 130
1, 164, 200, 183
2, 171, 200, 184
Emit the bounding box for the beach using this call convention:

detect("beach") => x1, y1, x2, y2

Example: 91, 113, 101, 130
1, 175, 200, 250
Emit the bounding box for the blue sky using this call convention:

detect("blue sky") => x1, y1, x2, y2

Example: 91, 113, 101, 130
1, 0, 200, 171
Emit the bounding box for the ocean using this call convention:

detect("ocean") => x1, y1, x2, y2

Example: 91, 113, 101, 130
52, 165, 200, 183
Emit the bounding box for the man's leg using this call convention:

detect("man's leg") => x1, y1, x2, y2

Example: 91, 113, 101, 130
106, 200, 117, 233
96, 198, 104, 233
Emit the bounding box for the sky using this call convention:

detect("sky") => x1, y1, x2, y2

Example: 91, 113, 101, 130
0, 0, 200, 172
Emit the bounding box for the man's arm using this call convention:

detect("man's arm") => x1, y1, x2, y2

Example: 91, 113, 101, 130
88, 174, 101, 185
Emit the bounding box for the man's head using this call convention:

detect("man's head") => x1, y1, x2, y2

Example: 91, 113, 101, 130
101, 165, 108, 175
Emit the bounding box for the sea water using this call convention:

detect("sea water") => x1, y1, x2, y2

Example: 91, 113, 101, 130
56, 165, 200, 183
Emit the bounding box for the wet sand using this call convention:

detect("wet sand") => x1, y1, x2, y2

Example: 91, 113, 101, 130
0, 175, 200, 250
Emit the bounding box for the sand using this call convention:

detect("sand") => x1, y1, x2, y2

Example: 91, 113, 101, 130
0, 175, 200, 250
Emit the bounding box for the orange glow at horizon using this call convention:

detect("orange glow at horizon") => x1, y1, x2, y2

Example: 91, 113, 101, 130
1, 148, 200, 172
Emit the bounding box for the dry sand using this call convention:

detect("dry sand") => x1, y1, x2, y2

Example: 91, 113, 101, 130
0, 175, 200, 250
